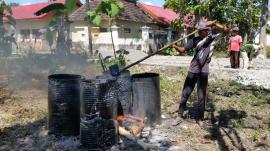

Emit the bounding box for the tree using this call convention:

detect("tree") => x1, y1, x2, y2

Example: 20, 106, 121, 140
259, 0, 269, 57
35, 0, 78, 55
85, 0, 124, 59
0, 1, 16, 57
164, 0, 261, 43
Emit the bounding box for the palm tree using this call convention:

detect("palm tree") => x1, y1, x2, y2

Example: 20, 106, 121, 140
35, 0, 78, 56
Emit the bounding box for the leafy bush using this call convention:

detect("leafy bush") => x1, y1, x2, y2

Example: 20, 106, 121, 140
105, 49, 129, 68
163, 48, 178, 56
241, 44, 256, 53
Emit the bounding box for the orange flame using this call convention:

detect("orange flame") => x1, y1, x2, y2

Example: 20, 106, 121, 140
117, 115, 125, 121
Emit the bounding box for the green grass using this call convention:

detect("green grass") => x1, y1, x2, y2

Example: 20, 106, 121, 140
160, 76, 182, 110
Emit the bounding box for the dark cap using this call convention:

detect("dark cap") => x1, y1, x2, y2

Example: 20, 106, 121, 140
196, 23, 210, 31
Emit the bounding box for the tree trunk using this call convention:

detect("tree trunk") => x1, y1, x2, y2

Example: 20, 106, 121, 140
65, 16, 71, 55
86, 0, 93, 56
109, 19, 117, 59
259, 0, 269, 57
56, 16, 68, 56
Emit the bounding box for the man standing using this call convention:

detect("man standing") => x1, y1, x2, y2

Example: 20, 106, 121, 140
228, 27, 242, 68
171, 21, 229, 127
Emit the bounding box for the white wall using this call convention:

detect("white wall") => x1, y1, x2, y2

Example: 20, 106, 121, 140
15, 17, 53, 52
70, 21, 90, 49
70, 20, 158, 51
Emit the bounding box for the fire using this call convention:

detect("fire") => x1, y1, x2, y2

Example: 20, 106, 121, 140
117, 115, 125, 121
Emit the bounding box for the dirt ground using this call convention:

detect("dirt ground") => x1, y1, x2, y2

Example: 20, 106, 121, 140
0, 57, 269, 151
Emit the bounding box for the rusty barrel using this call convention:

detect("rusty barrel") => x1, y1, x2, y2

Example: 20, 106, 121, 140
131, 73, 161, 126
48, 74, 81, 136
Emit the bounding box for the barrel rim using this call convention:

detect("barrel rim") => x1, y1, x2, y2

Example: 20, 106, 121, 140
48, 74, 81, 80
132, 72, 159, 79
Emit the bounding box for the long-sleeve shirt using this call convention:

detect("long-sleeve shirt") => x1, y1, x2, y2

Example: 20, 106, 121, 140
184, 33, 222, 73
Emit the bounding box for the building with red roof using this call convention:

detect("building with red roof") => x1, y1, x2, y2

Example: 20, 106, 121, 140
68, 0, 160, 52
12, 0, 82, 20
10, 0, 178, 53
137, 3, 179, 27
68, 0, 179, 53
136, 3, 180, 45
12, 0, 81, 52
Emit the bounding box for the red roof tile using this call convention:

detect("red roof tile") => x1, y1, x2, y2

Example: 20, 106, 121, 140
137, 3, 179, 26
12, 0, 82, 20
69, 0, 155, 24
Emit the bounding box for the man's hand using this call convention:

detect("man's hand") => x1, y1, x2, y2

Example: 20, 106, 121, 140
208, 20, 230, 34
170, 44, 185, 53
169, 44, 176, 49
207, 20, 216, 27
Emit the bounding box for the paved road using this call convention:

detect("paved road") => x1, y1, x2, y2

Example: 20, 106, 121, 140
99, 49, 270, 70
100, 49, 270, 88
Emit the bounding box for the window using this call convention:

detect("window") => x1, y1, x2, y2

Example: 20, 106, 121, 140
20, 29, 30, 40
32, 29, 42, 39
100, 27, 108, 32
149, 33, 153, 39
124, 28, 131, 33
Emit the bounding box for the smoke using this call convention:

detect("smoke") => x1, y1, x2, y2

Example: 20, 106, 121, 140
0, 52, 103, 91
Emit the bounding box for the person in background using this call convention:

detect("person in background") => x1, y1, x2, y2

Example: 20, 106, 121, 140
228, 27, 242, 68
171, 21, 229, 127
251, 43, 261, 61
240, 43, 261, 69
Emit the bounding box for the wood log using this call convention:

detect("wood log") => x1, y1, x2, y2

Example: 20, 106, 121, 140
129, 122, 144, 136
125, 114, 145, 122
118, 126, 137, 141
118, 126, 158, 151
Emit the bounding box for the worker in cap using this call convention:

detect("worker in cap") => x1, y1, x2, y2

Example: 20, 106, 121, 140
228, 26, 242, 68
171, 21, 229, 127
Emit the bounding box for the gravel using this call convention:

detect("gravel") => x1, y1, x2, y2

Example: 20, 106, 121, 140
136, 55, 270, 89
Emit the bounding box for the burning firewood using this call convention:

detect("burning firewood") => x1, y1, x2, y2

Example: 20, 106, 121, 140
118, 114, 146, 137
117, 114, 157, 151
118, 126, 158, 151
125, 114, 145, 122
118, 126, 137, 141
129, 122, 144, 136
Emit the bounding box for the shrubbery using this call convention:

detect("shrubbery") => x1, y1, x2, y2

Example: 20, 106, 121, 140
163, 48, 178, 56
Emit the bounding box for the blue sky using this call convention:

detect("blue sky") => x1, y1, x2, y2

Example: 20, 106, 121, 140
6, 0, 165, 6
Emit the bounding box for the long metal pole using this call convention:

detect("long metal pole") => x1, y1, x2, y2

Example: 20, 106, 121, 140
118, 29, 198, 73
